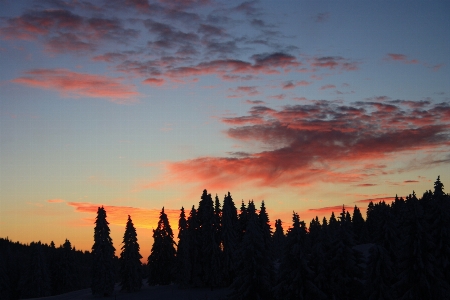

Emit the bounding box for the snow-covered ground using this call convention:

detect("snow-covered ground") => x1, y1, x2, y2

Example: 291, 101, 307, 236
28, 283, 230, 300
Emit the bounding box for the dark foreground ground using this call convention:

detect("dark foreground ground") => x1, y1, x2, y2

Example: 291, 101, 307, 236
29, 283, 230, 300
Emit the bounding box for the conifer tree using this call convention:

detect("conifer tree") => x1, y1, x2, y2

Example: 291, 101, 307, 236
258, 201, 273, 257
275, 212, 325, 300
221, 192, 239, 285
187, 205, 202, 286
352, 205, 367, 244
91, 206, 116, 297
272, 219, 285, 261
197, 190, 222, 287
54, 239, 77, 294
238, 200, 248, 241
148, 207, 176, 285
119, 215, 142, 292
175, 207, 191, 286
230, 201, 273, 299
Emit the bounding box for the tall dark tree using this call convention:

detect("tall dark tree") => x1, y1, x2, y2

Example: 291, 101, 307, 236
54, 239, 77, 294
91, 206, 116, 297
221, 192, 239, 285
230, 201, 273, 300
238, 200, 248, 242
275, 212, 325, 300
197, 190, 222, 287
258, 201, 273, 257
272, 219, 285, 261
119, 215, 142, 292
175, 207, 191, 286
352, 205, 367, 244
187, 205, 202, 286
148, 207, 176, 285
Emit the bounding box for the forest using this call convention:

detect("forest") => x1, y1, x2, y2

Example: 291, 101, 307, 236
0, 176, 449, 299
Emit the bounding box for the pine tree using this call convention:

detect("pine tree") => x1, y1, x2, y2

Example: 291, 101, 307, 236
221, 192, 239, 285
352, 205, 367, 244
175, 207, 191, 286
91, 206, 116, 296
187, 205, 202, 286
148, 207, 176, 285
230, 201, 273, 299
259, 201, 273, 257
197, 190, 222, 287
119, 215, 142, 292
238, 200, 248, 242
272, 219, 285, 261
54, 239, 77, 294
274, 212, 325, 300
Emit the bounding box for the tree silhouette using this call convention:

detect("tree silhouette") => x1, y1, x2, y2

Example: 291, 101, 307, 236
275, 212, 325, 300
175, 207, 191, 286
119, 215, 142, 292
230, 201, 273, 299
91, 206, 116, 297
221, 192, 239, 285
148, 207, 176, 285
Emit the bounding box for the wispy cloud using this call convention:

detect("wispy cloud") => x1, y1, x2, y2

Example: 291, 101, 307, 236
385, 53, 419, 64
12, 69, 139, 103
145, 99, 450, 189
67, 201, 180, 230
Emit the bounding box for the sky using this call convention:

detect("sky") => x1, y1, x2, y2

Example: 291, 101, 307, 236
0, 0, 449, 257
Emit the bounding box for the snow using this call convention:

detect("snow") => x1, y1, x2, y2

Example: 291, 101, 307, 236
28, 282, 230, 300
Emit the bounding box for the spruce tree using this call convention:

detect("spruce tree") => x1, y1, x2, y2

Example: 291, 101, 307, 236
175, 207, 191, 286
54, 239, 77, 294
221, 192, 239, 285
91, 206, 116, 297
119, 215, 142, 292
148, 207, 176, 285
272, 219, 285, 261
352, 205, 367, 244
275, 212, 325, 300
197, 190, 222, 287
187, 205, 202, 286
230, 201, 273, 299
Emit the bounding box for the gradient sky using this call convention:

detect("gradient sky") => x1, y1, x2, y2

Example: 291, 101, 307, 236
1, 0, 449, 257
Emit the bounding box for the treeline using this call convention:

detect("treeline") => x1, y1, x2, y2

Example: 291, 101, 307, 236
1, 177, 449, 299
146, 176, 450, 299
0, 238, 95, 299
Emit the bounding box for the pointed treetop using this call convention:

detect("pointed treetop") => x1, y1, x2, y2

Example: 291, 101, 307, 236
434, 175, 444, 197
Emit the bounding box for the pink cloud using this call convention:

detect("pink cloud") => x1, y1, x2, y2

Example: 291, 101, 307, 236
146, 100, 450, 189
320, 84, 336, 90
143, 77, 166, 86
282, 80, 311, 89
12, 69, 139, 103
385, 53, 419, 64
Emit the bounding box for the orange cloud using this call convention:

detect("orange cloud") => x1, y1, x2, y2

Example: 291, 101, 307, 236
143, 77, 166, 86
47, 199, 65, 203
12, 69, 139, 103
66, 202, 181, 230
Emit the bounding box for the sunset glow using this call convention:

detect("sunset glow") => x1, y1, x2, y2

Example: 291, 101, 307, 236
1, 0, 449, 258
